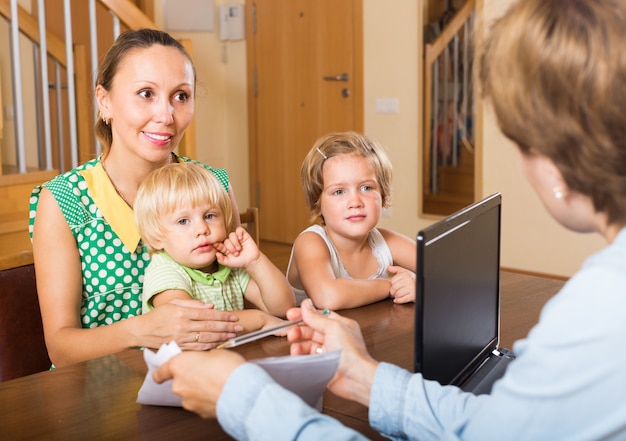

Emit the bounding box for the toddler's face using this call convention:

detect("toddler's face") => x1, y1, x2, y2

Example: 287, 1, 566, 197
155, 202, 227, 270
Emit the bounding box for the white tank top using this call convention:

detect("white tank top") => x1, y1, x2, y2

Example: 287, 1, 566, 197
287, 224, 394, 305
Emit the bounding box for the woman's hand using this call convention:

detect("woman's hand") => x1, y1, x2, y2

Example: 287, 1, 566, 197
139, 299, 244, 351
286, 299, 379, 406
153, 349, 246, 418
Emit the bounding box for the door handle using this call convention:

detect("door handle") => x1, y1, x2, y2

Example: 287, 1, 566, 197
323, 73, 349, 82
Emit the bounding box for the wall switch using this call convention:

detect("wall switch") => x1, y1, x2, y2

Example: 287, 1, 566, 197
375, 98, 399, 114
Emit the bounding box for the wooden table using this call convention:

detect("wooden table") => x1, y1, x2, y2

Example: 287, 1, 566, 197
0, 271, 564, 440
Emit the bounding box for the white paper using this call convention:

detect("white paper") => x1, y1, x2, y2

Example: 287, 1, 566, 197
137, 341, 182, 406
136, 341, 341, 408
250, 350, 341, 408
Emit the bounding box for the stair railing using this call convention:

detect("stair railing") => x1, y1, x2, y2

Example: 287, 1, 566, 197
0, 0, 194, 180
423, 0, 475, 195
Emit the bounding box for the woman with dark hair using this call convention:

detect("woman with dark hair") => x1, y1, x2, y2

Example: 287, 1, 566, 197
30, 29, 243, 368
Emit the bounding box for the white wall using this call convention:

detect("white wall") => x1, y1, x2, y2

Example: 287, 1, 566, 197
362, 0, 430, 239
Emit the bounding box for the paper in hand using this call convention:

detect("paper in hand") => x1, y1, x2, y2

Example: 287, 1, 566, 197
137, 341, 341, 409
250, 350, 341, 408
137, 341, 182, 406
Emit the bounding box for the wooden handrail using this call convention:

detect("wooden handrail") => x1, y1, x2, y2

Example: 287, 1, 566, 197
0, 0, 67, 66
0, 0, 195, 182
425, 0, 476, 66
0, 0, 157, 68
99, 0, 157, 29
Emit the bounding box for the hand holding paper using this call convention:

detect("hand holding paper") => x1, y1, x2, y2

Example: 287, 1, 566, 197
137, 341, 183, 407
137, 341, 340, 409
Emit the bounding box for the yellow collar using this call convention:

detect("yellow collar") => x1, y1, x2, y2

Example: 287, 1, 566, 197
80, 163, 141, 252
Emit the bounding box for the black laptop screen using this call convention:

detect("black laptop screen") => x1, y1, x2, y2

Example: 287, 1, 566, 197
414, 193, 502, 386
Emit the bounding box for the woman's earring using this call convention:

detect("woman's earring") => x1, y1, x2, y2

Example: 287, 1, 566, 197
552, 186, 567, 200
99, 111, 110, 126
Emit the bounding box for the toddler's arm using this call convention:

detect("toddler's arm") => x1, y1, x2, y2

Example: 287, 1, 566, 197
229, 309, 288, 335
150, 289, 195, 308
216, 227, 295, 316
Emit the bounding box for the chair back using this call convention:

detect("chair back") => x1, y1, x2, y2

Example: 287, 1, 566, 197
239, 207, 260, 246
0, 257, 51, 382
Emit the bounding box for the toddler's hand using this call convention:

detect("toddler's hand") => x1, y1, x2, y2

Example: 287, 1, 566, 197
261, 315, 290, 336
215, 227, 260, 268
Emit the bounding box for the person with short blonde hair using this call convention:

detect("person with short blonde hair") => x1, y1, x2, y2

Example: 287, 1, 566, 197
135, 163, 294, 332
287, 131, 416, 309
136, 162, 234, 255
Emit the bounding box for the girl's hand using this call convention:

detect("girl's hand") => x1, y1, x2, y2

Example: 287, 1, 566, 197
286, 300, 378, 406
387, 266, 416, 304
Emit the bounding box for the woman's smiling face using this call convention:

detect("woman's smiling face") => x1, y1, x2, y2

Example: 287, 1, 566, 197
99, 44, 195, 162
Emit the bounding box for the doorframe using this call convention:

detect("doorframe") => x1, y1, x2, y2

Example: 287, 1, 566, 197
244, 0, 364, 213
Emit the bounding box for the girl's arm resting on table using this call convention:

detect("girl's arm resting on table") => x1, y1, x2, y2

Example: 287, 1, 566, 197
379, 228, 417, 272
387, 266, 416, 304
290, 234, 391, 310
380, 229, 417, 304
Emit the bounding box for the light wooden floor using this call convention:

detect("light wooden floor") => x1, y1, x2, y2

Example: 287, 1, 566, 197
260, 240, 293, 274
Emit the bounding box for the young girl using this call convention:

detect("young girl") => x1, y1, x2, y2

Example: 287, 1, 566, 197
287, 132, 416, 310
135, 162, 295, 334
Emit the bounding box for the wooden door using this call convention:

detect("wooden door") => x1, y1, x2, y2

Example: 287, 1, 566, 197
246, 0, 363, 244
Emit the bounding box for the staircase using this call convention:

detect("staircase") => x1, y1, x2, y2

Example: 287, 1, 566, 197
422, 0, 476, 216
422, 140, 474, 214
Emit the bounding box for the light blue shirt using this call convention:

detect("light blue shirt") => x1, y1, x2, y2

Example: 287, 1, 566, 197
217, 228, 626, 440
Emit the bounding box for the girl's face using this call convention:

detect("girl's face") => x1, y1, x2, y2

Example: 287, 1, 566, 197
154, 202, 227, 271
97, 45, 195, 163
319, 153, 382, 241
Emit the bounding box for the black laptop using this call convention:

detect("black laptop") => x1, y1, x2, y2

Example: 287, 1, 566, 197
414, 192, 515, 395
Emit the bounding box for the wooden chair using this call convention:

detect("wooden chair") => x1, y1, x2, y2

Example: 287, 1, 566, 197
0, 251, 51, 382
239, 207, 260, 246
